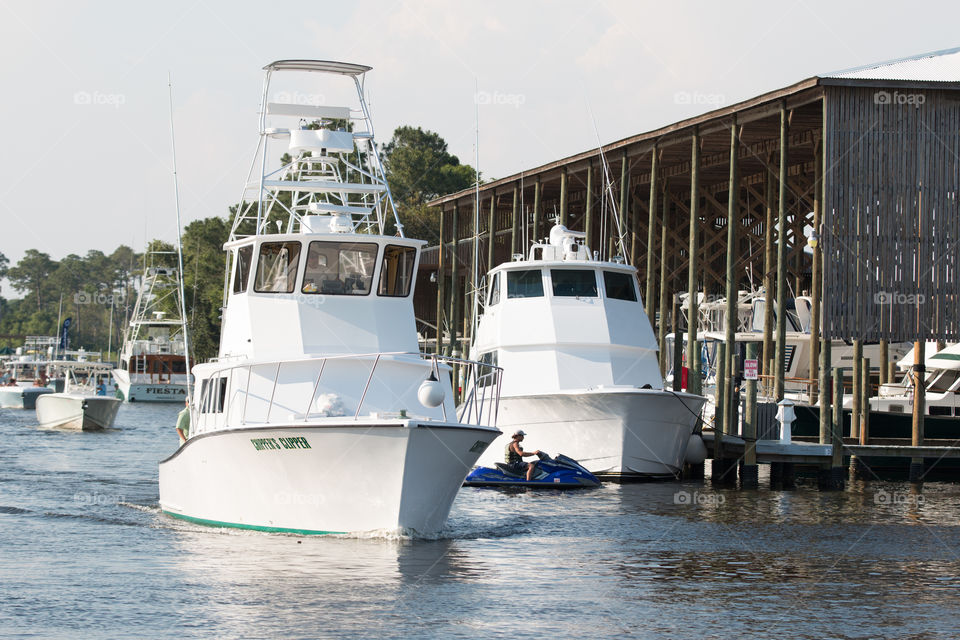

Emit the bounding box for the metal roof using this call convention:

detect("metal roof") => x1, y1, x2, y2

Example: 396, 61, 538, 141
263, 60, 372, 76
822, 46, 960, 82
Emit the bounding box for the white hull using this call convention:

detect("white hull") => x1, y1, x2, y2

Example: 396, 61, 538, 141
159, 420, 498, 535
35, 394, 122, 430
0, 386, 53, 409
478, 389, 706, 479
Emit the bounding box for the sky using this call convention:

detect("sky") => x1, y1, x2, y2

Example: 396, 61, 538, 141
2, 0, 960, 280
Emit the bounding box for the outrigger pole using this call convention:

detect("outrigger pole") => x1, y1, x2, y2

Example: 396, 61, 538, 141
167, 73, 193, 408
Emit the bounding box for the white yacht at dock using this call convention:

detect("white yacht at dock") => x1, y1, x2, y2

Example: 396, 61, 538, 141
471, 224, 706, 480
159, 60, 502, 536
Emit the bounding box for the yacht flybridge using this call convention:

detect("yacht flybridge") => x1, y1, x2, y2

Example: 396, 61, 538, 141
159, 60, 501, 535
471, 224, 707, 480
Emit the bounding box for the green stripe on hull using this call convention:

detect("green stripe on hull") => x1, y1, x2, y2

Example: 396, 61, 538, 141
162, 510, 345, 535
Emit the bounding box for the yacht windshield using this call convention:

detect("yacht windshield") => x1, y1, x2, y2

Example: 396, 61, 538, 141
603, 271, 637, 301
254, 242, 301, 293
302, 241, 377, 296
233, 245, 253, 294
551, 269, 597, 297
377, 245, 417, 297
507, 270, 544, 298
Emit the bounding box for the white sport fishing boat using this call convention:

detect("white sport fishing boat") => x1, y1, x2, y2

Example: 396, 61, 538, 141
471, 224, 706, 480
0, 337, 59, 408
159, 60, 502, 535
112, 254, 190, 402
36, 363, 121, 430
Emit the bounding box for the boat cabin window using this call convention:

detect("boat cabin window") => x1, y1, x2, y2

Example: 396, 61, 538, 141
550, 269, 597, 297
199, 376, 227, 414
507, 269, 544, 298
929, 369, 960, 392
488, 273, 501, 306
254, 242, 301, 293
233, 245, 254, 294
302, 241, 377, 296
603, 271, 637, 301
478, 351, 498, 388
377, 245, 417, 297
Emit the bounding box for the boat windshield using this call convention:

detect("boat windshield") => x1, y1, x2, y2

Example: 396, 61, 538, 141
507, 269, 544, 298
603, 271, 637, 301
233, 245, 254, 294
377, 245, 417, 297
551, 269, 597, 297
301, 241, 377, 296
254, 242, 301, 293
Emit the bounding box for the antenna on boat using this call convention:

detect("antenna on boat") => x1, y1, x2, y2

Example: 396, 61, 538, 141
586, 99, 628, 262
167, 72, 193, 408
471, 76, 481, 344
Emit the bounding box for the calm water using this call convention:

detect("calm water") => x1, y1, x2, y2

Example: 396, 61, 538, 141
2, 404, 960, 639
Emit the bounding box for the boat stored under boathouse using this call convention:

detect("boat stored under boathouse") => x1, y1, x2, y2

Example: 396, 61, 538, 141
416, 48, 960, 486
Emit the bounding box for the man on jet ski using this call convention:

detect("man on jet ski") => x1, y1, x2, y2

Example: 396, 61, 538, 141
505, 430, 540, 481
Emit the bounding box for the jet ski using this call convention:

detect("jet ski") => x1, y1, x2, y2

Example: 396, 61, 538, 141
463, 451, 601, 488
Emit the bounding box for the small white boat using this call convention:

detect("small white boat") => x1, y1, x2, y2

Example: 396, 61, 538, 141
159, 60, 502, 535
35, 365, 121, 430
0, 384, 53, 410
471, 224, 706, 480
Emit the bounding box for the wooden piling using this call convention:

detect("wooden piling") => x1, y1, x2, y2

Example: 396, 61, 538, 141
559, 168, 568, 226
830, 366, 845, 489
714, 342, 727, 461
879, 339, 889, 385
436, 208, 446, 355
510, 186, 519, 257
860, 357, 870, 445
449, 203, 460, 359
686, 131, 701, 395
742, 342, 758, 487
762, 159, 775, 378
487, 194, 495, 271
910, 340, 925, 482
532, 176, 542, 242
809, 140, 822, 403
672, 296, 683, 392
584, 162, 594, 254
723, 117, 739, 436
657, 185, 670, 375
645, 145, 659, 325
616, 150, 628, 259
851, 340, 862, 440
773, 103, 788, 401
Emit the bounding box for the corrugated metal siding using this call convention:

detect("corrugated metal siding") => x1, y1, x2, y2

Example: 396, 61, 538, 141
824, 48, 960, 82
822, 86, 960, 341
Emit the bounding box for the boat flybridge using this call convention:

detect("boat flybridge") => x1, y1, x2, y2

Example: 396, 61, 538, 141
159, 60, 502, 536
471, 224, 707, 480
113, 252, 190, 402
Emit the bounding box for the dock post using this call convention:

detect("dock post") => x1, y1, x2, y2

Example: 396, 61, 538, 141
449, 203, 461, 398
657, 184, 671, 376
436, 208, 446, 355
510, 186, 519, 257
685, 130, 701, 395
532, 176, 541, 242
817, 340, 833, 489
714, 342, 727, 470
742, 342, 759, 488
851, 340, 862, 440
584, 162, 594, 254
860, 357, 871, 445
879, 340, 889, 385
645, 145, 659, 325
723, 117, 739, 439
487, 194, 496, 270
762, 158, 775, 379
773, 102, 788, 401
672, 296, 683, 392
828, 366, 845, 490
910, 341, 926, 482
559, 167, 568, 227
809, 140, 822, 404
614, 149, 628, 259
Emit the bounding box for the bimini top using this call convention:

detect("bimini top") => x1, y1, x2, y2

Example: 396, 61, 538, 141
263, 60, 372, 76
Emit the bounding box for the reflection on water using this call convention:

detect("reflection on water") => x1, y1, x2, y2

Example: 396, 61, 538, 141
2, 404, 960, 639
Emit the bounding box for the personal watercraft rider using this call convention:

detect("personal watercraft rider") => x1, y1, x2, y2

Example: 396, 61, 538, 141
505, 430, 540, 481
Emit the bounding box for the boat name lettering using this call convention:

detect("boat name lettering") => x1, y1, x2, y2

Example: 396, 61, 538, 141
250, 437, 311, 451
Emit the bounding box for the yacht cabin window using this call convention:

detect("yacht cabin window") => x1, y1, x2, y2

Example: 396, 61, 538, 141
301, 241, 377, 296
488, 273, 501, 306
507, 269, 544, 298
603, 271, 637, 301
254, 242, 301, 293
550, 269, 598, 297
233, 245, 254, 294
377, 245, 417, 297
